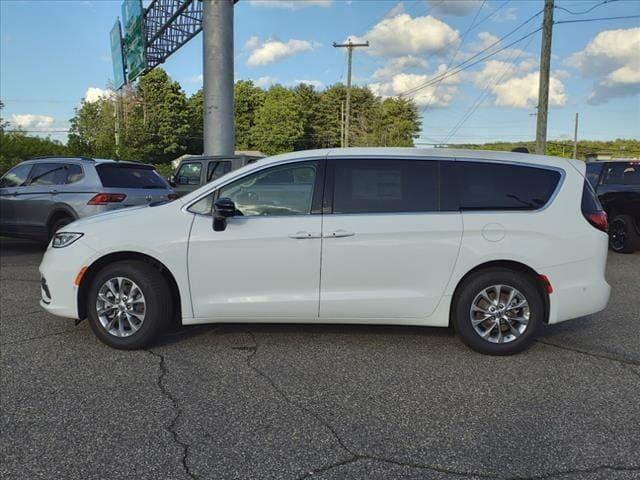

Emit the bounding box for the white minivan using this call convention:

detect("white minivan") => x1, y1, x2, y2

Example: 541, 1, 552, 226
39, 148, 611, 355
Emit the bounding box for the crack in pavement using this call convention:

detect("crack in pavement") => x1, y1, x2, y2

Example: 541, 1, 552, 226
146, 349, 198, 480
242, 331, 502, 480
536, 339, 640, 367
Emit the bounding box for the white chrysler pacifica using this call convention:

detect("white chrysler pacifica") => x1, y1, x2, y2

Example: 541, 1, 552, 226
39, 148, 611, 355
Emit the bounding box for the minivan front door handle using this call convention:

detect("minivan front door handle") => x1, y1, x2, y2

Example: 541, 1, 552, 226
324, 230, 355, 238
288, 231, 321, 239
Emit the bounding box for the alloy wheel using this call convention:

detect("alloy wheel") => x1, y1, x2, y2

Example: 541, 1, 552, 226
470, 284, 530, 344
95, 277, 146, 337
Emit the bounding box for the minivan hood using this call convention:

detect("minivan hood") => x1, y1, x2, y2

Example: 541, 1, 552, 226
63, 204, 150, 230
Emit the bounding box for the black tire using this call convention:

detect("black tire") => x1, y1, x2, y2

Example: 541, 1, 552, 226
87, 260, 172, 350
609, 214, 639, 254
49, 216, 73, 238
452, 267, 544, 355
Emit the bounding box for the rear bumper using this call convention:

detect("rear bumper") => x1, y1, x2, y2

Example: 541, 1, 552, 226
544, 243, 611, 324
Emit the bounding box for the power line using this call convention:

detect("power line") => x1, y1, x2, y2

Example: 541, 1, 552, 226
421, 0, 486, 115
398, 9, 544, 98
443, 31, 539, 144
400, 26, 543, 100
554, 0, 620, 15
554, 14, 640, 24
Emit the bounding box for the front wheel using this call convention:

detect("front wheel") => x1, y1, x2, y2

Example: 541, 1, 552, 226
452, 268, 544, 355
87, 261, 172, 349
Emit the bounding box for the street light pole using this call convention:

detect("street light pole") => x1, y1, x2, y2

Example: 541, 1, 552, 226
202, 0, 235, 156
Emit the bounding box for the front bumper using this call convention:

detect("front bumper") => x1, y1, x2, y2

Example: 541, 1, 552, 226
39, 240, 96, 319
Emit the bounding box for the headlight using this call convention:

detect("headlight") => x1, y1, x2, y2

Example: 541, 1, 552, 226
52, 232, 83, 248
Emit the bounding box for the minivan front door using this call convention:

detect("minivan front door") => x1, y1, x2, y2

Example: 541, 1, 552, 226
187, 160, 324, 320
319, 158, 462, 321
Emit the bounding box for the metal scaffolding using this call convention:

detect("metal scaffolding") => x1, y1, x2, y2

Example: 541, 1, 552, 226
144, 0, 204, 69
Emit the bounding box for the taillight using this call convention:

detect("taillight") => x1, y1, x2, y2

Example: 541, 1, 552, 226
581, 180, 607, 233
88, 193, 126, 205
585, 211, 608, 232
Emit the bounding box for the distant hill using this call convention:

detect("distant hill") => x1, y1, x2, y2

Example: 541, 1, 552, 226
448, 139, 640, 160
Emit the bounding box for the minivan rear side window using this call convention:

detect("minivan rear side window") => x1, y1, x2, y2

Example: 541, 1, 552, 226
96, 164, 168, 189
332, 159, 438, 214
456, 161, 561, 211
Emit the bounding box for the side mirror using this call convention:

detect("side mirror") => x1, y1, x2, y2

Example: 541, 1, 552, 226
168, 174, 176, 187
213, 197, 236, 231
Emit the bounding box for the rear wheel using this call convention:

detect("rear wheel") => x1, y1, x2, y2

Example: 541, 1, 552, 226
87, 261, 172, 349
452, 268, 544, 355
609, 214, 639, 253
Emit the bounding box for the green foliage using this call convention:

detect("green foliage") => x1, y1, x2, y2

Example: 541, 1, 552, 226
3, 69, 424, 175
251, 85, 304, 155
451, 139, 640, 160
0, 130, 67, 174
235, 80, 265, 150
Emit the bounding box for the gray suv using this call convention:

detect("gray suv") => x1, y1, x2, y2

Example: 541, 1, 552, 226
0, 156, 176, 242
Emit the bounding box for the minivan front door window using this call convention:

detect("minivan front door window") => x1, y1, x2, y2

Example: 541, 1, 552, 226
218, 162, 318, 216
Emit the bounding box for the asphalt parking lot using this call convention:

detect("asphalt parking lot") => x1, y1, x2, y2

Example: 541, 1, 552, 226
1, 237, 638, 480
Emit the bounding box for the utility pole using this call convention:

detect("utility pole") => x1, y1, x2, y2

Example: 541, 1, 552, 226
535, 0, 554, 155
573, 112, 579, 159
203, 0, 235, 156
333, 39, 369, 147
340, 101, 345, 147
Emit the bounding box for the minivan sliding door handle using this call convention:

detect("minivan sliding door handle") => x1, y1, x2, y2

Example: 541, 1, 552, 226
324, 230, 355, 238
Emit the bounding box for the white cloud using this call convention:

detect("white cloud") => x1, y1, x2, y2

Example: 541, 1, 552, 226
350, 13, 460, 57
185, 74, 203, 84
10, 114, 56, 130
83, 87, 114, 103
472, 60, 567, 108
370, 64, 461, 107
294, 79, 325, 89
373, 55, 429, 80
254, 76, 278, 88
426, 0, 485, 16
492, 7, 517, 22
245, 36, 320, 66
248, 0, 331, 9
462, 32, 532, 61
566, 27, 640, 105
492, 73, 567, 108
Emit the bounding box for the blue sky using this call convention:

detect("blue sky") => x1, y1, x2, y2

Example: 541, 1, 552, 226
1, 0, 639, 146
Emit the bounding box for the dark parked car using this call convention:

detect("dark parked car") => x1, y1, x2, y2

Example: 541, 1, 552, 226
169, 154, 263, 197
586, 160, 640, 253
0, 156, 176, 243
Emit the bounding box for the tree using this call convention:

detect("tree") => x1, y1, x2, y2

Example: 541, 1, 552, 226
135, 69, 190, 162
0, 100, 9, 133
292, 83, 319, 151
67, 97, 116, 158
376, 97, 421, 147
235, 80, 265, 150
251, 85, 304, 155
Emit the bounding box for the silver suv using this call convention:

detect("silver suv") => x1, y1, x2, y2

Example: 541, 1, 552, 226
0, 156, 176, 242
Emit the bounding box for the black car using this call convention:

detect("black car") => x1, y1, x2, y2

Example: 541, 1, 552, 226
586, 160, 640, 253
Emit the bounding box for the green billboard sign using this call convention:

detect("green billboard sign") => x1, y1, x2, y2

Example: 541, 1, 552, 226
122, 0, 146, 82
110, 20, 126, 89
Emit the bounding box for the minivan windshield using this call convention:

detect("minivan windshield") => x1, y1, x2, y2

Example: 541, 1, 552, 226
96, 164, 169, 189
